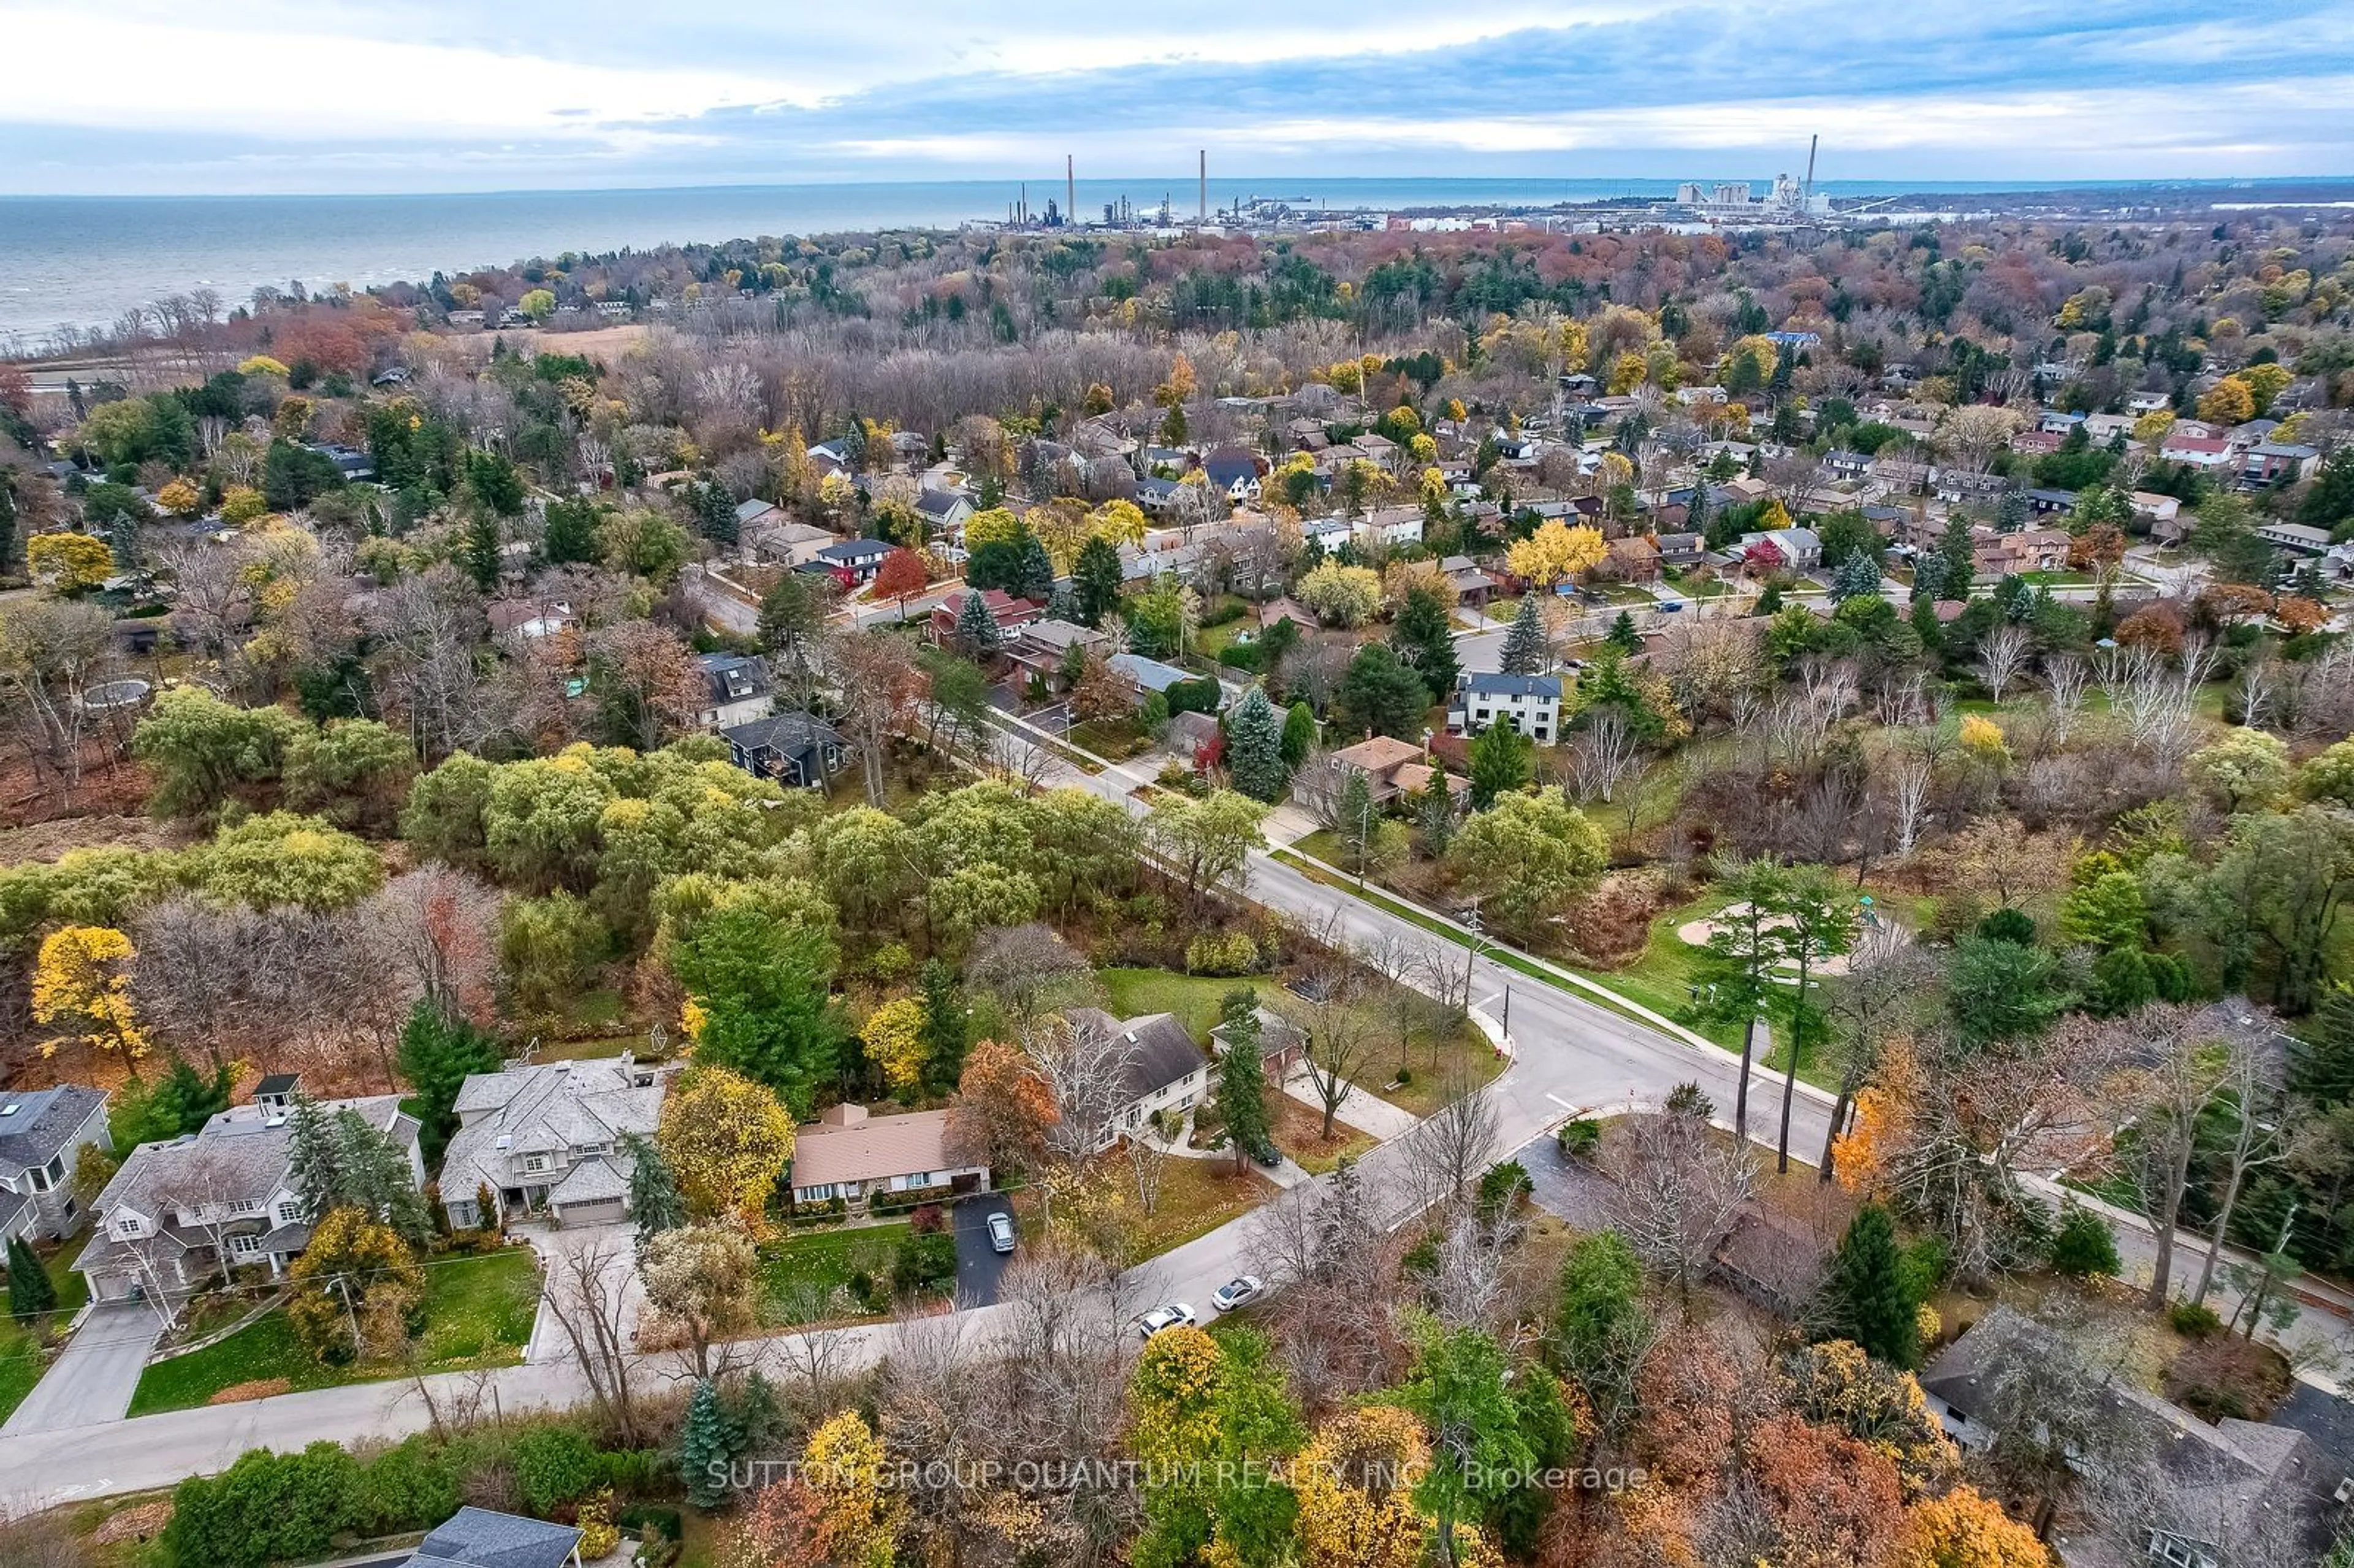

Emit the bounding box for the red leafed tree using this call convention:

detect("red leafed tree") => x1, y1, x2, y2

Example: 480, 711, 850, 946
872, 547, 931, 614
1745, 536, 1787, 574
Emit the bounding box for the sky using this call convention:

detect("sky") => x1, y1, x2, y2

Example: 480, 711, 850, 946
4, 0, 2352, 196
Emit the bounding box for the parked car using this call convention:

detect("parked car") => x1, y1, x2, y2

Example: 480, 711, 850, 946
1209, 1276, 1263, 1313
1657, 599, 1685, 612
1137, 1304, 1197, 1338
987, 1211, 1018, 1254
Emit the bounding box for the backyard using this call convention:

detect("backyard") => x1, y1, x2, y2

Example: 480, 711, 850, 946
126, 1246, 543, 1415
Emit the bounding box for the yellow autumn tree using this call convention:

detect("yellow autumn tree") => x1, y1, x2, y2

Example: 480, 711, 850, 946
2132, 408, 2177, 444
1607, 351, 1648, 395
804, 1411, 905, 1564
655, 1065, 795, 1234
1899, 1485, 2049, 1568
237, 354, 291, 378
1557, 319, 1591, 373
1029, 498, 1094, 574
2196, 377, 2255, 425
962, 506, 1023, 551
1128, 1325, 1225, 1466
157, 478, 204, 517
1833, 1035, 1922, 1193
1089, 498, 1149, 548
1959, 714, 2009, 766
219, 485, 269, 525
1293, 1406, 1434, 1568
32, 926, 148, 1075
861, 997, 928, 1093
1506, 519, 1607, 588
27, 532, 115, 593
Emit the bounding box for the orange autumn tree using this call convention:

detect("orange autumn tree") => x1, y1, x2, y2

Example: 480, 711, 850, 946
1899, 1485, 2051, 1568
953, 1038, 1057, 1174
1833, 1035, 1924, 1194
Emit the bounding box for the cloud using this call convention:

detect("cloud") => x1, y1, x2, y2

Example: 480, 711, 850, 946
0, 0, 2345, 191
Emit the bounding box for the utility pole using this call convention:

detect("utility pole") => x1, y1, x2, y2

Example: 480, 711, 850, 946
334, 1273, 362, 1360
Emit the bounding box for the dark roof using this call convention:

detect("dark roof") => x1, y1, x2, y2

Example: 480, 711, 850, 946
408, 1508, 581, 1568
2272, 1383, 2354, 1484
1067, 1009, 1208, 1102
0, 1086, 107, 1175
1202, 446, 1259, 485
254, 1073, 301, 1097
722, 710, 840, 759
817, 538, 889, 562
696, 652, 771, 705
1461, 672, 1562, 699
914, 488, 967, 519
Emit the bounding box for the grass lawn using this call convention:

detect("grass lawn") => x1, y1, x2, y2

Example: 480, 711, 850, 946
1113, 1158, 1278, 1260
1267, 1092, 1376, 1175
1195, 618, 1255, 661
127, 1247, 541, 1415
756, 1221, 915, 1326
0, 1234, 91, 1426
1071, 717, 1151, 760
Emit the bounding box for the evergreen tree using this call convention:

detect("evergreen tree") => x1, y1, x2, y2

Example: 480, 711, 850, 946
1830, 550, 1882, 602
7, 1235, 56, 1320
1214, 989, 1272, 1170
1932, 514, 1978, 603
1392, 586, 1460, 703
1498, 593, 1548, 675
756, 571, 823, 660
1279, 700, 1317, 769
148, 1054, 232, 1138
395, 1003, 501, 1164
1467, 721, 1534, 809
1333, 642, 1430, 740
1606, 610, 1642, 652
679, 1378, 733, 1508
916, 959, 969, 1091
953, 588, 1002, 653
2047, 1205, 2121, 1278
1755, 582, 1785, 615
624, 1133, 687, 1246
542, 497, 601, 565
1072, 535, 1124, 626
1335, 767, 1377, 873
2291, 986, 2354, 1107
1995, 489, 2029, 533
1821, 1203, 1919, 1367
696, 480, 739, 544
1417, 779, 1457, 858
461, 508, 503, 590
1225, 686, 1289, 802
1013, 533, 1056, 603
289, 1097, 431, 1244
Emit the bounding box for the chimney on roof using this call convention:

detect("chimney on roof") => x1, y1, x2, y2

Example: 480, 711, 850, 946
821, 1103, 870, 1127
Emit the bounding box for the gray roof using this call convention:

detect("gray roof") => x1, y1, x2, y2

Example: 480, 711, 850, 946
1212, 1005, 1305, 1064
1107, 653, 1195, 695
733, 498, 779, 524
722, 709, 842, 763
817, 538, 889, 563
443, 1057, 669, 1209
0, 1085, 107, 1178
914, 488, 968, 519
696, 652, 771, 706
1461, 671, 1562, 699
409, 1508, 581, 1568
1067, 1009, 1210, 1103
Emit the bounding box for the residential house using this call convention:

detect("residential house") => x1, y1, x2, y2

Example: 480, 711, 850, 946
1823, 449, 1872, 482
928, 587, 1042, 647
787, 1104, 989, 1209
809, 538, 892, 584
1933, 471, 2007, 508
733, 498, 781, 534
2023, 488, 2079, 517
2127, 390, 2172, 413
2131, 491, 2186, 542
1653, 531, 1706, 569
1064, 1009, 1211, 1151
0, 1086, 110, 1246
1006, 618, 1108, 690
692, 653, 773, 731
913, 487, 974, 537
1743, 527, 1822, 573
402, 1508, 581, 1568
721, 710, 847, 789
1441, 555, 1501, 607
1450, 672, 1564, 743
1353, 504, 1427, 548
2161, 433, 2234, 469
2082, 413, 2137, 443
2244, 443, 2320, 489
76, 1079, 422, 1307
1605, 533, 1661, 583
1200, 446, 1263, 502
2008, 430, 2063, 458
1975, 527, 2071, 579
1135, 476, 1183, 514
1718, 475, 1772, 507
440, 1054, 677, 1229
1300, 735, 1465, 815
2257, 522, 2334, 557
1872, 456, 1933, 494
2035, 409, 2084, 435
1210, 1006, 1309, 1079
487, 598, 579, 645
747, 518, 836, 568
1107, 652, 1206, 704
1922, 1307, 2342, 1567
1167, 710, 1223, 770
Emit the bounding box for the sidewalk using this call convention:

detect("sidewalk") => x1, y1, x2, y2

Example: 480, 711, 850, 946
1279, 1064, 1419, 1141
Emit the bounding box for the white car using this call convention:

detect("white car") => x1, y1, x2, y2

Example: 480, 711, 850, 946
1209, 1275, 1263, 1313
986, 1211, 1018, 1254
1137, 1304, 1197, 1339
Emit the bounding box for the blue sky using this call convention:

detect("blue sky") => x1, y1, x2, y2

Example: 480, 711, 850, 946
3, 0, 2350, 194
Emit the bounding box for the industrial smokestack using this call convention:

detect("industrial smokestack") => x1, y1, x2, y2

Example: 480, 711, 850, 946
1067, 154, 1076, 228
1199, 150, 1207, 224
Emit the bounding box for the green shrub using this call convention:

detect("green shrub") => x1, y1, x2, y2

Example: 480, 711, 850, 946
1556, 1119, 1600, 1159
2168, 1301, 2223, 1340
2048, 1205, 2122, 1279
1476, 1160, 1531, 1222
166, 1442, 364, 1568
1184, 929, 1260, 976
1164, 676, 1222, 716
512, 1424, 600, 1514
893, 1231, 958, 1294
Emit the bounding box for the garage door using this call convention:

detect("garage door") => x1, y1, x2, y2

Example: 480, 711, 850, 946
559, 1198, 627, 1226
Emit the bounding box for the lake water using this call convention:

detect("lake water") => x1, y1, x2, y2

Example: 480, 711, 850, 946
0, 175, 2329, 345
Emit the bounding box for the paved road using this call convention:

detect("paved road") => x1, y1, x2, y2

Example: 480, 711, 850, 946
1, 1301, 164, 1436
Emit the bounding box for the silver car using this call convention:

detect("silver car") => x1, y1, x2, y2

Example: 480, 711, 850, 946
1137, 1304, 1197, 1339
986, 1211, 1017, 1254
1209, 1275, 1263, 1313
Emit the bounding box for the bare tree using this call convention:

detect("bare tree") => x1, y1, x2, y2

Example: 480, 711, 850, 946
1564, 705, 1643, 805
1888, 748, 1936, 857
1399, 1070, 1501, 1217
2044, 653, 2089, 744
1973, 623, 2033, 704
1603, 1102, 1756, 1302
826, 627, 928, 805
2103, 1003, 2237, 1310
2189, 1033, 2299, 1308
0, 599, 120, 801
1025, 1011, 1140, 1172
537, 1236, 644, 1443
968, 923, 1096, 1032
1299, 975, 1379, 1140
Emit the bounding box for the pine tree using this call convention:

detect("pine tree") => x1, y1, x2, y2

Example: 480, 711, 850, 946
7, 1235, 56, 1321
1215, 990, 1272, 1171
462, 508, 503, 590
1467, 720, 1534, 809
1014, 533, 1056, 603
625, 1133, 687, 1246
1072, 535, 1124, 626
1392, 586, 1460, 702
1932, 515, 1978, 602
1606, 610, 1641, 652
395, 1003, 501, 1164
332, 1109, 432, 1244
696, 481, 739, 544
543, 497, 601, 565
1823, 1203, 1919, 1368
1336, 767, 1376, 873
916, 959, 969, 1091
679, 1377, 733, 1508
2291, 986, 2354, 1106
1280, 701, 1317, 770
1755, 582, 1785, 615
286, 1096, 338, 1225
1499, 593, 1548, 675
1830, 550, 1882, 602
1226, 686, 1288, 802
954, 588, 1002, 652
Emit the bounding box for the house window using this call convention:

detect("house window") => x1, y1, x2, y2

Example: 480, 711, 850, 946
524, 1154, 549, 1174
900, 1172, 934, 1190
229, 1198, 264, 1216
276, 1201, 301, 1226
799, 1184, 836, 1203
114, 1216, 142, 1239
228, 1233, 262, 1257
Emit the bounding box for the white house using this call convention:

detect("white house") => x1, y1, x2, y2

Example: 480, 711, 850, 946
1065, 1008, 1211, 1151
1450, 672, 1564, 744
439, 1054, 677, 1229
75, 1076, 422, 1309
0, 1085, 110, 1246
692, 653, 774, 731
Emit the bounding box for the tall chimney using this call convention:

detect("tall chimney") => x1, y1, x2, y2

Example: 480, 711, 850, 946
1067, 154, 1076, 227
1199, 150, 1207, 224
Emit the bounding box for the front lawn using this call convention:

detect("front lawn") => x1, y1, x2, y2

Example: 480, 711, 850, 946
0, 1234, 90, 1425
757, 1221, 916, 1326
1070, 717, 1151, 760
126, 1247, 542, 1415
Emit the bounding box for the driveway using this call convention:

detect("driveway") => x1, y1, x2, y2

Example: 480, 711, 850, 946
950, 1193, 1015, 1309
2, 1301, 165, 1435
1513, 1132, 1618, 1231
518, 1220, 638, 1364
